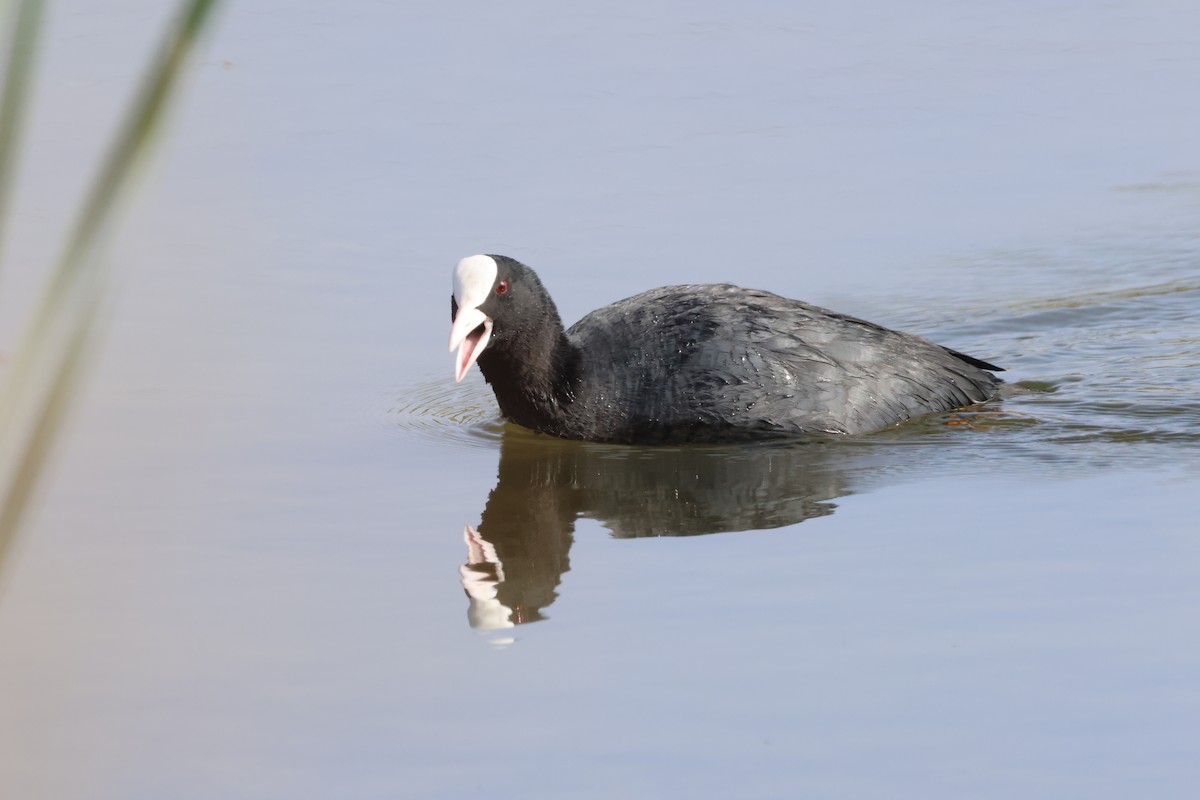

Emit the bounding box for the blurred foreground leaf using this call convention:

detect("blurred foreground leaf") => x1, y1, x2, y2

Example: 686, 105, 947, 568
0, 0, 43, 265
0, 0, 223, 584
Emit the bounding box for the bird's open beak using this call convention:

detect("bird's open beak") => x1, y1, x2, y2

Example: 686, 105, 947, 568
449, 306, 493, 382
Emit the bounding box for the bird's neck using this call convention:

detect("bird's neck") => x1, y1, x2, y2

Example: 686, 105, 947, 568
478, 325, 581, 435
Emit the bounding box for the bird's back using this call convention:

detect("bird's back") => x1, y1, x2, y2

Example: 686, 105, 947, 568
563, 284, 999, 441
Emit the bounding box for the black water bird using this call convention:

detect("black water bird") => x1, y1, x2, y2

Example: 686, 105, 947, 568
448, 254, 1002, 443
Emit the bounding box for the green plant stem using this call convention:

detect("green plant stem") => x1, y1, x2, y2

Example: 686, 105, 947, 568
0, 0, 222, 580
0, 0, 43, 269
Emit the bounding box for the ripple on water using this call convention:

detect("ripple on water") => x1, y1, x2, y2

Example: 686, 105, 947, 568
385, 375, 506, 450
955, 272, 1200, 454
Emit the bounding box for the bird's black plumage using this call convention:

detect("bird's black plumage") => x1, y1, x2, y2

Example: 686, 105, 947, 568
451, 255, 1002, 444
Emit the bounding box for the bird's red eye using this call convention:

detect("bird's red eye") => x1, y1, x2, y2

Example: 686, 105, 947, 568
496, 281, 508, 295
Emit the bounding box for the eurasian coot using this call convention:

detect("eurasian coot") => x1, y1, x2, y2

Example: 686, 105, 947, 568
449, 254, 1002, 443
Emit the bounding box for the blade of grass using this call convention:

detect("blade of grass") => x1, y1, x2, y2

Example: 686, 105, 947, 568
0, 0, 223, 582
0, 0, 43, 270
0, 295, 95, 559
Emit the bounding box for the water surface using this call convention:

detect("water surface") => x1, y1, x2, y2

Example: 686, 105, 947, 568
1, 2, 1198, 798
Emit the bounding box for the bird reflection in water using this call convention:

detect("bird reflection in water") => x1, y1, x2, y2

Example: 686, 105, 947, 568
459, 427, 868, 633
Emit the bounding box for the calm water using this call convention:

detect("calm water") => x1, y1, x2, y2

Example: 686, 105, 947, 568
2, 2, 1199, 798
